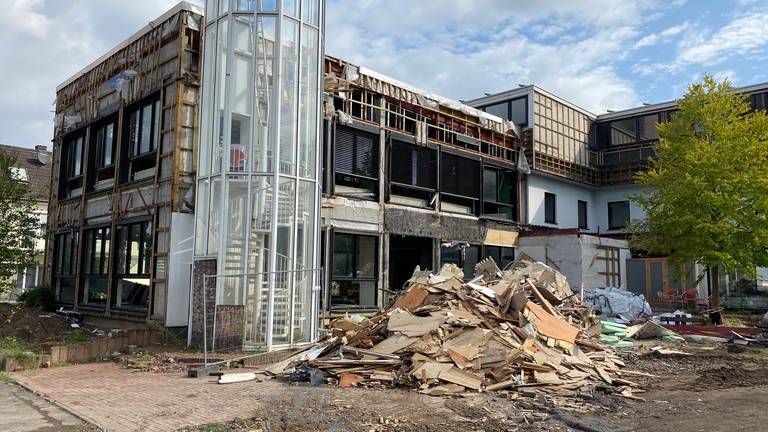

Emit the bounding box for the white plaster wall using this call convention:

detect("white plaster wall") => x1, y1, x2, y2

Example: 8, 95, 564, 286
592, 185, 647, 234
518, 234, 584, 289
526, 173, 595, 229
579, 235, 630, 289
166, 212, 194, 327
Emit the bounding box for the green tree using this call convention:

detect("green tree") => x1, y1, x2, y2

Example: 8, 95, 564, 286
628, 75, 768, 306
0, 151, 40, 296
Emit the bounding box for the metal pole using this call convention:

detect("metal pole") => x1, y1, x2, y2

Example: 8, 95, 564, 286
203, 274, 208, 366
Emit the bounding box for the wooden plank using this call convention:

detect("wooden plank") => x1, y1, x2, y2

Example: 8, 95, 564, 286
525, 302, 580, 344
438, 367, 483, 390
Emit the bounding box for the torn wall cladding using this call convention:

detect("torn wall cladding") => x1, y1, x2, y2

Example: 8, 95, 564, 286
47, 3, 203, 325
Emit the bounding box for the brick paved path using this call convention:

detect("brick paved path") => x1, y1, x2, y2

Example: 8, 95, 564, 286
11, 363, 281, 432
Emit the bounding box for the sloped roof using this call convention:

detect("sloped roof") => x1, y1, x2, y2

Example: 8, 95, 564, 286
0, 144, 51, 201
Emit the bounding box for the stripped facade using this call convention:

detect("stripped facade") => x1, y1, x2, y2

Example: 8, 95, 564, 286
321, 56, 522, 314
47, 3, 202, 326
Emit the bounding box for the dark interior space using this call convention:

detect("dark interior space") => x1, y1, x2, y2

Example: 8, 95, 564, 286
388, 235, 433, 291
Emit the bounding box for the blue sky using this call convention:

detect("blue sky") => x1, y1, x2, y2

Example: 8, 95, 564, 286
2, 0, 768, 148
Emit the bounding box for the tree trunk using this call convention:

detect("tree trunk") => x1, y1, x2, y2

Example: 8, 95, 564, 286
709, 265, 720, 307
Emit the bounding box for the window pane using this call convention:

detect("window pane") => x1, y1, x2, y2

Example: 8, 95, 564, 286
140, 104, 153, 154
483, 169, 497, 201
301, 0, 319, 25
608, 201, 630, 229
483, 102, 508, 119
141, 222, 152, 274
279, 18, 299, 175
104, 123, 114, 165
510, 97, 527, 126
544, 192, 556, 223
333, 234, 353, 277
356, 236, 375, 278
638, 114, 659, 141
610, 118, 636, 145
578, 200, 588, 229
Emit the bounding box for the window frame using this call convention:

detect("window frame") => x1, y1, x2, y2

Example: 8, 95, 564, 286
608, 200, 630, 230
578, 200, 588, 229
388, 137, 437, 207
330, 232, 379, 309
481, 164, 517, 221
59, 131, 85, 198
544, 192, 557, 224
121, 95, 161, 184
333, 123, 379, 200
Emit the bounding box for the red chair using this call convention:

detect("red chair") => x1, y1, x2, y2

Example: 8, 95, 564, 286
657, 289, 680, 305
681, 289, 710, 309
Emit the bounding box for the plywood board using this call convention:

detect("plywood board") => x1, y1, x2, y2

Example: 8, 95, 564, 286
524, 302, 580, 344
438, 366, 483, 389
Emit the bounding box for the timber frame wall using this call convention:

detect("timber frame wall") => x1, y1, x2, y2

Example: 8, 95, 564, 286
46, 4, 203, 322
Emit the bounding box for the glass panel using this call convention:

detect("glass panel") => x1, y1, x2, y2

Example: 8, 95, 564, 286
298, 25, 318, 179
483, 102, 508, 119
279, 19, 299, 175
116, 226, 127, 274
128, 223, 141, 273
260, 0, 277, 11
195, 179, 210, 255
208, 177, 222, 255
219, 0, 229, 14
205, 0, 218, 23
234, 0, 255, 11
254, 16, 276, 172
81, 277, 108, 307
230, 15, 254, 173
483, 169, 496, 201
284, 0, 298, 16
114, 278, 150, 310
333, 234, 353, 277
141, 222, 152, 275
510, 97, 527, 126
199, 24, 217, 176
213, 19, 229, 175
356, 236, 375, 278
608, 201, 630, 229
301, 0, 319, 25
296, 180, 315, 270
638, 114, 659, 141
104, 123, 114, 165
140, 103, 153, 154
610, 118, 636, 145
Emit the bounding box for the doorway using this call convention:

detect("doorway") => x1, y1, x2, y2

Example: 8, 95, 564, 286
388, 235, 433, 291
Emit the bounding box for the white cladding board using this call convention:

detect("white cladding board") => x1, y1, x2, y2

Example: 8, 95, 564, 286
166, 212, 194, 326
518, 234, 630, 290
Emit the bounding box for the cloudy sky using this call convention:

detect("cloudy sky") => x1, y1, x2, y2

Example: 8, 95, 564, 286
2, 0, 768, 149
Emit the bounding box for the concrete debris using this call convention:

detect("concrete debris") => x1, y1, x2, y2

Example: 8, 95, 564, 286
270, 256, 645, 398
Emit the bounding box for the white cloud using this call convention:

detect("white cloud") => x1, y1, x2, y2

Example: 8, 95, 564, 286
634, 23, 687, 49
0, 0, 50, 40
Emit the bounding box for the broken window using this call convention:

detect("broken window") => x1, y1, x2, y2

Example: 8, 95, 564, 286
334, 124, 378, 199
113, 220, 152, 312
331, 233, 377, 308
122, 96, 160, 183
53, 230, 78, 304
89, 116, 118, 191
59, 131, 84, 198
440, 152, 480, 215
578, 200, 588, 229
389, 139, 436, 207
484, 245, 515, 270
482, 166, 516, 221
439, 242, 480, 280
80, 226, 110, 308
544, 192, 556, 224
608, 200, 630, 230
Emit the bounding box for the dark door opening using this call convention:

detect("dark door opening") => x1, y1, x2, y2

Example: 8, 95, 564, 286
388, 235, 433, 291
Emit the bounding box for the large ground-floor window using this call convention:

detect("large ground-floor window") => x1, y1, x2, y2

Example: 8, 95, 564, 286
330, 232, 377, 308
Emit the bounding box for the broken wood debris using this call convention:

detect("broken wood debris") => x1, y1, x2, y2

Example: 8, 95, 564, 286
270, 255, 642, 399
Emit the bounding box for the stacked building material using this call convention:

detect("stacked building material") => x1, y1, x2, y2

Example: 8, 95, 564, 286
268, 256, 645, 398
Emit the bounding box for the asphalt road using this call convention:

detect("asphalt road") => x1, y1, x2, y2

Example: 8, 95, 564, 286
0, 381, 95, 432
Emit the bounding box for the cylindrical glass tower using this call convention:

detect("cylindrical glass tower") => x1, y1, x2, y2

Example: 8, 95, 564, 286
195, 0, 324, 350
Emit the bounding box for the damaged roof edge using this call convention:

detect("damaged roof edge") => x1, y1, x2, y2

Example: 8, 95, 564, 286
56, 1, 203, 92
348, 62, 521, 138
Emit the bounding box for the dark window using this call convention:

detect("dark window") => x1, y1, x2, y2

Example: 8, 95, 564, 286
334, 124, 378, 199
389, 139, 436, 206
112, 220, 152, 312
439, 242, 480, 280
482, 167, 516, 221
608, 201, 630, 230
483, 102, 508, 119
637, 114, 659, 141
331, 233, 377, 308
440, 152, 481, 215
484, 245, 515, 270
59, 132, 84, 198
610, 118, 636, 146
53, 230, 78, 304
122, 96, 160, 183
81, 227, 110, 308
510, 96, 528, 127
578, 200, 588, 229
544, 192, 556, 224
89, 117, 118, 190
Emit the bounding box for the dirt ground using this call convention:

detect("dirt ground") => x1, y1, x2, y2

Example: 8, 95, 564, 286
3, 302, 768, 431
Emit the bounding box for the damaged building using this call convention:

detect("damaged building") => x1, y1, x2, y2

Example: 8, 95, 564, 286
45, 1, 768, 351
47, 2, 202, 328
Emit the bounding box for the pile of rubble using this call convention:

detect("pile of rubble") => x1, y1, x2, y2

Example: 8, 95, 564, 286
269, 255, 647, 399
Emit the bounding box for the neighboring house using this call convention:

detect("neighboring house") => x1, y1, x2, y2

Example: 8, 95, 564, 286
46, 2, 202, 326
0, 144, 51, 300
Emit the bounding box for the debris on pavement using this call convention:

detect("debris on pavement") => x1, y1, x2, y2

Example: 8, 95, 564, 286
269, 255, 646, 399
